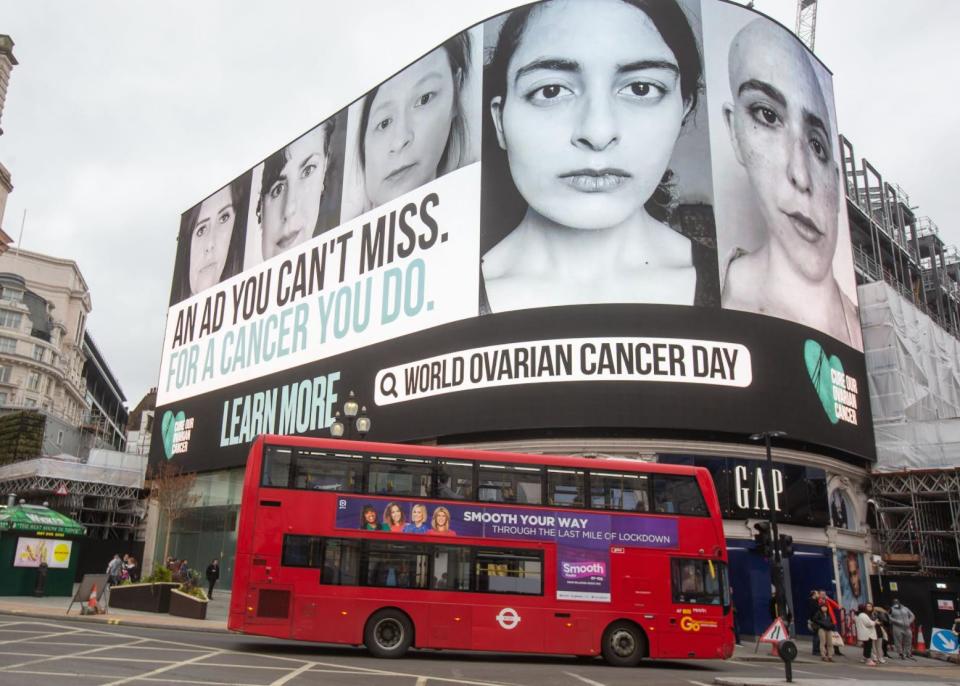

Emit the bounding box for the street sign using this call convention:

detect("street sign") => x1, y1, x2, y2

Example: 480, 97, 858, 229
759, 618, 790, 644
930, 628, 959, 655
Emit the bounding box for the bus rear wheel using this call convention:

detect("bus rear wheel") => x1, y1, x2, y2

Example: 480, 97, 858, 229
601, 621, 646, 667
365, 609, 413, 659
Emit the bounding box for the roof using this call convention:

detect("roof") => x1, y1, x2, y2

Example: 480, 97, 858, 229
0, 503, 86, 537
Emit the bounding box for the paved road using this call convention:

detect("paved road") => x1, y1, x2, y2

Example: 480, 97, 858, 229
0, 618, 958, 686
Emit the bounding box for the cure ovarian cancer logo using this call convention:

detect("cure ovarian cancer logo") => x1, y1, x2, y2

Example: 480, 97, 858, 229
804, 340, 858, 426
161, 410, 194, 459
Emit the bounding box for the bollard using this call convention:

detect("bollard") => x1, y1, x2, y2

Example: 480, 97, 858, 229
777, 639, 797, 683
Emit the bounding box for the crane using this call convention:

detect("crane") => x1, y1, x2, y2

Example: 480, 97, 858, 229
795, 0, 819, 51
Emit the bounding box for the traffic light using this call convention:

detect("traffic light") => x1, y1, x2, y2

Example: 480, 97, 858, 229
779, 533, 794, 558
753, 521, 772, 558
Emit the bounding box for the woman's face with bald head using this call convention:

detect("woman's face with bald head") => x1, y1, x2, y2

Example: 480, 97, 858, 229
723, 20, 840, 283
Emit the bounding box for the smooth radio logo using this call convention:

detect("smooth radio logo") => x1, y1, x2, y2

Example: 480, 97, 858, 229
561, 561, 606, 580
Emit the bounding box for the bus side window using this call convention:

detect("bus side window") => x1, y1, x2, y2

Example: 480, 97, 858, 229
474, 549, 543, 595
431, 546, 470, 591
547, 468, 584, 507
670, 558, 725, 605
589, 472, 649, 511
437, 460, 473, 500
263, 446, 292, 488
293, 451, 363, 492
321, 539, 360, 586
653, 475, 708, 516
367, 456, 432, 497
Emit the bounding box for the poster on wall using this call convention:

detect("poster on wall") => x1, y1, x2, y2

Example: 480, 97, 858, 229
153, 0, 874, 473
13, 537, 72, 569
836, 548, 868, 611
335, 494, 678, 602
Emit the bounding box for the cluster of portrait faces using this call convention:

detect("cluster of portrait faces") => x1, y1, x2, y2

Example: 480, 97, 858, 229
171, 0, 862, 351
362, 502, 457, 536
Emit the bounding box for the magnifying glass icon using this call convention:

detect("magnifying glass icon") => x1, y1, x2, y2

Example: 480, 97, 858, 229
379, 372, 398, 398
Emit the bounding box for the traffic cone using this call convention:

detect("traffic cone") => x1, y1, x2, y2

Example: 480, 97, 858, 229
915, 626, 926, 654
88, 584, 98, 612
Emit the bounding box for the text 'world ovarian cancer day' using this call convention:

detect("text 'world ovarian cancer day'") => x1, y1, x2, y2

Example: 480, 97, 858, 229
157, 166, 480, 405
375, 337, 752, 405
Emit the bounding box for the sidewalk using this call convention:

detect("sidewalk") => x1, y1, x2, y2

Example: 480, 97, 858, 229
0, 583, 231, 633
715, 679, 950, 686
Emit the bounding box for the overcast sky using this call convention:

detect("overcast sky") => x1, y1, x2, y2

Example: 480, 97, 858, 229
0, 0, 957, 407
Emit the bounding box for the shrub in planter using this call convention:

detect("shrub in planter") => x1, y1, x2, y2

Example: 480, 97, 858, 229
169, 574, 209, 620
108, 566, 179, 613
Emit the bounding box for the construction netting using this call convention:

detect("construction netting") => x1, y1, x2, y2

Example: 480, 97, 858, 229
859, 281, 960, 470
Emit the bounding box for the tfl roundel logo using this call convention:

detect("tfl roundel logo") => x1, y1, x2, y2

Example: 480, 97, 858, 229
496, 607, 521, 630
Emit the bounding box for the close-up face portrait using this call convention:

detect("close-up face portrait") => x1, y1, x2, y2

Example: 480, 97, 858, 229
188, 185, 235, 295
724, 19, 840, 283
362, 48, 458, 207
259, 125, 329, 260
490, 0, 694, 231
411, 504, 427, 524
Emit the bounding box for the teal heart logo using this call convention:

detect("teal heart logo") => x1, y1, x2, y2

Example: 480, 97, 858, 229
161, 410, 186, 459
804, 340, 843, 424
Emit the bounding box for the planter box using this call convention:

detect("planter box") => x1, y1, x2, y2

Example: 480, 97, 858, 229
169, 588, 208, 620
108, 582, 179, 613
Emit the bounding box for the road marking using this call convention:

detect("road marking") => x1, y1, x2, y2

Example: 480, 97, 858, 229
725, 660, 760, 668
688, 681, 713, 686
268, 661, 317, 686
0, 628, 84, 645
563, 671, 606, 686
415, 678, 428, 686
100, 648, 226, 686
0, 637, 149, 671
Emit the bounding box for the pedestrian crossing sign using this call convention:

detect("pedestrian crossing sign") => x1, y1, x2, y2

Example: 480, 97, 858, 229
759, 618, 790, 644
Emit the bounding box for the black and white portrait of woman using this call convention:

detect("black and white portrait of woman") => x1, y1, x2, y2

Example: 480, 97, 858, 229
704, 6, 862, 349
341, 28, 481, 221
170, 171, 251, 305
479, 0, 719, 315
244, 113, 347, 268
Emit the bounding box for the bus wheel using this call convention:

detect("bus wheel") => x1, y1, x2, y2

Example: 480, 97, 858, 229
365, 609, 413, 659
601, 621, 646, 667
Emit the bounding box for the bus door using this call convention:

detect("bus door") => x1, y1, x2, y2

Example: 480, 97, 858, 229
665, 557, 728, 658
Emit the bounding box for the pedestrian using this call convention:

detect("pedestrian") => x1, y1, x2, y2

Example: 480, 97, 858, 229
871, 606, 888, 663
731, 587, 742, 646
106, 554, 123, 587
812, 603, 836, 661
205, 558, 220, 600
889, 598, 916, 660
818, 591, 843, 656
125, 556, 139, 583
856, 603, 878, 666
808, 590, 822, 656
178, 559, 189, 582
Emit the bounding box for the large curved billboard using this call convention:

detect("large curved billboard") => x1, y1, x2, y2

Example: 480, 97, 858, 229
154, 0, 874, 471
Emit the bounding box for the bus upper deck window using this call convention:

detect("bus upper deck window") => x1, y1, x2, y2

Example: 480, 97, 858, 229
653, 475, 707, 516
263, 447, 292, 488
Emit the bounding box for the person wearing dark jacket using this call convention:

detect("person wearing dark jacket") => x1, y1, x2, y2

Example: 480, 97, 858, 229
812, 604, 836, 661
205, 559, 220, 600
807, 590, 822, 656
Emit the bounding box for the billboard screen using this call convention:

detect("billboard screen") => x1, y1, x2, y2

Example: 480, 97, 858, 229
154, 0, 874, 471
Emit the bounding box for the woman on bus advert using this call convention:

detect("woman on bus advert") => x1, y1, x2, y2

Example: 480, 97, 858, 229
169, 172, 251, 305
360, 505, 389, 531
427, 506, 457, 536
402, 503, 431, 533
479, 0, 718, 314
342, 30, 479, 220
383, 502, 406, 532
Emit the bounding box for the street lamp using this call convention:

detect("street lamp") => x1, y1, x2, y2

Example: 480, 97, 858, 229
330, 390, 371, 440
749, 430, 788, 622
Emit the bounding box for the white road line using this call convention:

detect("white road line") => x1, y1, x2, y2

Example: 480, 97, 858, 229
688, 680, 714, 686
268, 661, 317, 686
416, 677, 429, 686
0, 637, 149, 672
725, 659, 761, 668
100, 649, 226, 686
0, 628, 83, 645
563, 671, 606, 686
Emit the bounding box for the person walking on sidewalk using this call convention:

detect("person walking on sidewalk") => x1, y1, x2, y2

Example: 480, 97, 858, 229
856, 603, 879, 666
812, 603, 836, 661
889, 598, 915, 660
871, 605, 889, 663
205, 559, 220, 600
808, 589, 822, 656
106, 554, 123, 587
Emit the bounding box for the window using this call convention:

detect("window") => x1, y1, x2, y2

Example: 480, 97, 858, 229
293, 450, 363, 492
478, 464, 542, 504
321, 539, 360, 585
32, 345, 45, 362
590, 471, 649, 511
364, 541, 429, 589
475, 549, 542, 595
671, 558, 728, 606
0, 310, 21, 330
282, 535, 323, 568
26, 372, 41, 391
431, 546, 471, 591
56, 430, 63, 446
547, 468, 584, 507
0, 364, 9, 383
0, 392, 6, 405
0, 288, 23, 303
437, 460, 473, 500
24, 398, 36, 407
653, 475, 707, 516
0, 336, 15, 354
367, 455, 432, 497
262, 446, 292, 487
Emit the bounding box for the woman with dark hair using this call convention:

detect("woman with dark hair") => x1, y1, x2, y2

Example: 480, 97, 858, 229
356, 31, 473, 209
170, 172, 250, 305
480, 0, 707, 313
361, 504, 387, 530
257, 119, 338, 261
383, 502, 406, 532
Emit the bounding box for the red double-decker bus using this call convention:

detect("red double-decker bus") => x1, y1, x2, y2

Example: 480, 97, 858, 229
228, 435, 733, 665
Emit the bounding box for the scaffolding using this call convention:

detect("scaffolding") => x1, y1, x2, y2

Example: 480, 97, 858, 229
870, 469, 960, 575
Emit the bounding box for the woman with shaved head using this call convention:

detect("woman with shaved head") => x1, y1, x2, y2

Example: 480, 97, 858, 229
720, 18, 860, 348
